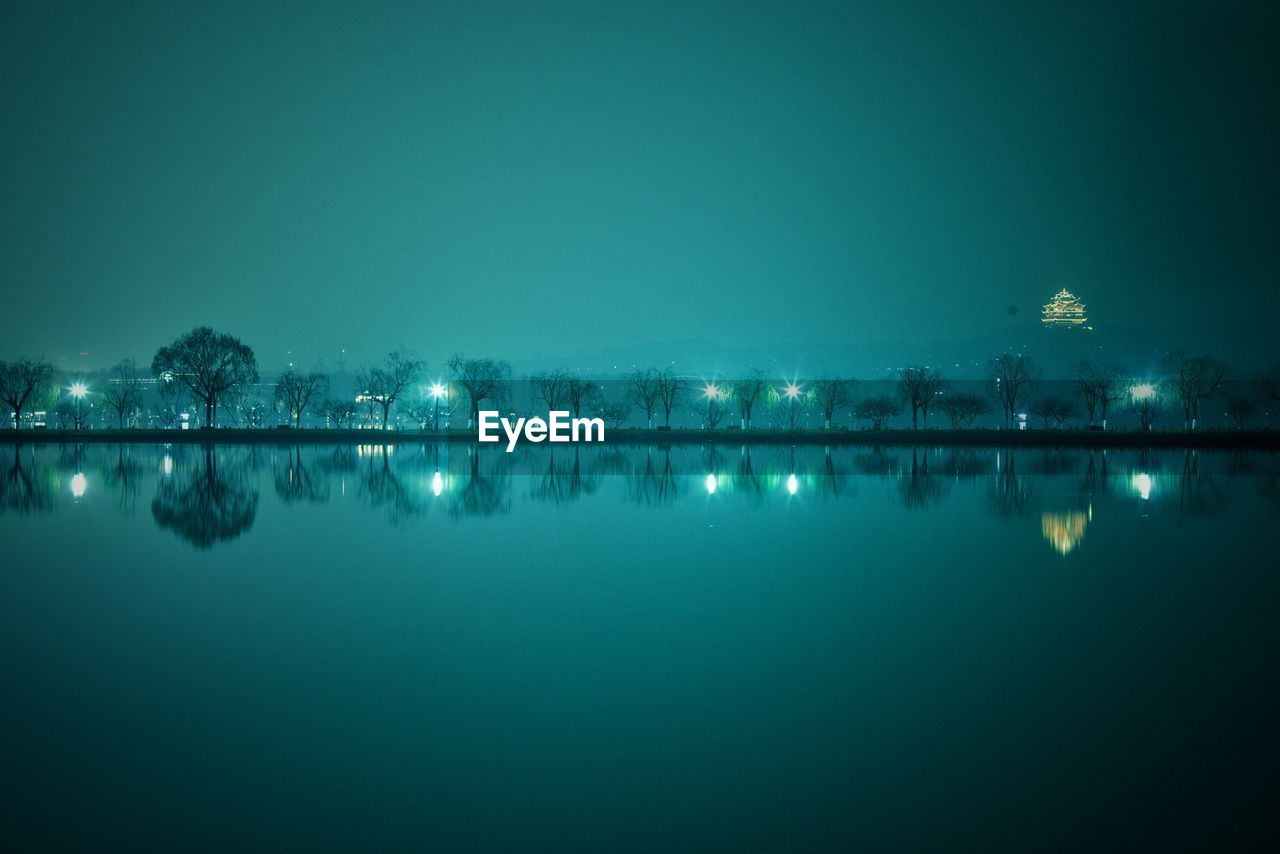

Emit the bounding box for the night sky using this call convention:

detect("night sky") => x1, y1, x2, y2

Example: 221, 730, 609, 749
3, 1, 1277, 373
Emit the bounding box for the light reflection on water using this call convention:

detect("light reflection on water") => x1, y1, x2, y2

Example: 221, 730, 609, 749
3, 440, 1279, 849
1, 443, 1277, 555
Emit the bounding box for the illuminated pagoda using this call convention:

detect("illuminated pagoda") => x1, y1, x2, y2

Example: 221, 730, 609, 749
1041, 288, 1090, 328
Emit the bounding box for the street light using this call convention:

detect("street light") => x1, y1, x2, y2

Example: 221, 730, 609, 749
429, 382, 446, 431
70, 382, 88, 431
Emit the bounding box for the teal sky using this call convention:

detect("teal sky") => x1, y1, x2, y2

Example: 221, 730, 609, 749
3, 1, 1277, 372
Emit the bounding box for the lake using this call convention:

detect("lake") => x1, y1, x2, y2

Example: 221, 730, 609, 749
2, 441, 1276, 850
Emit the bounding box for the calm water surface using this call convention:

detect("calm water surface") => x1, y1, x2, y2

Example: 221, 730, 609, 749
2, 442, 1276, 850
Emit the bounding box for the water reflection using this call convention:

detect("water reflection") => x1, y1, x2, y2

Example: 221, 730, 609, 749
151, 446, 259, 548
1041, 509, 1091, 556
0, 443, 1276, 553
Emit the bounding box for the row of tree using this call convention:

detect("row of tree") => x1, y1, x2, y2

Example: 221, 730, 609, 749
4, 327, 1280, 431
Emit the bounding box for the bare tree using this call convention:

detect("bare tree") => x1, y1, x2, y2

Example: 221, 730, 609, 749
596, 401, 632, 429
1072, 361, 1128, 428
530, 369, 568, 412
397, 394, 436, 431
358, 351, 421, 430
151, 327, 258, 428
654, 369, 683, 427
1130, 389, 1163, 431
627, 369, 661, 429
856, 394, 901, 429
0, 357, 55, 431
100, 360, 144, 428
564, 377, 599, 418
697, 389, 728, 429
447, 355, 511, 428
811, 377, 852, 430
1224, 396, 1257, 430
940, 391, 989, 428
274, 369, 329, 428
772, 383, 809, 430
1030, 396, 1078, 429
732, 368, 767, 430
1166, 351, 1226, 429
987, 353, 1038, 428
153, 376, 186, 428
53, 399, 78, 430
897, 366, 946, 428
321, 398, 358, 428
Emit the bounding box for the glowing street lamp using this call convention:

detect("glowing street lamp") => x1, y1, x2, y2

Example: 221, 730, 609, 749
1130, 383, 1157, 400
784, 382, 801, 400
703, 383, 721, 400
429, 382, 447, 432
70, 382, 88, 431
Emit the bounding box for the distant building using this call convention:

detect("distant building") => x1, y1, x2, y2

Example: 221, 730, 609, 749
1041, 288, 1090, 329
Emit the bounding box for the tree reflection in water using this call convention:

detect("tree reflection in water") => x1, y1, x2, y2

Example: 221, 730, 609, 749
101, 444, 144, 515
359, 444, 426, 523
274, 445, 329, 505
898, 447, 947, 509
451, 447, 510, 518
1173, 449, 1226, 521
1, 445, 55, 515
531, 447, 600, 505
990, 449, 1031, 518
151, 445, 259, 548
630, 447, 678, 507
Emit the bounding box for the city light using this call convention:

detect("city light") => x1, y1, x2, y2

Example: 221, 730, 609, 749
705, 473, 717, 494
70, 473, 87, 498
703, 383, 721, 400
787, 473, 798, 495
784, 382, 802, 400
1131, 472, 1153, 501
1131, 383, 1157, 400
430, 383, 446, 399
432, 470, 443, 497
70, 382, 87, 398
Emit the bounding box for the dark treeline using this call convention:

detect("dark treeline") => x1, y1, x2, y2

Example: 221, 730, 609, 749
3, 325, 1280, 433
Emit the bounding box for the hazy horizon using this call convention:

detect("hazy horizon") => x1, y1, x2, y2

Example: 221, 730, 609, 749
5, 1, 1278, 374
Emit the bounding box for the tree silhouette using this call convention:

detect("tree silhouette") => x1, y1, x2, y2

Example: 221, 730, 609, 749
101, 360, 144, 428
1166, 351, 1226, 430
654, 370, 683, 428
274, 369, 328, 428
151, 327, 258, 428
811, 377, 852, 430
987, 353, 1038, 428
732, 368, 767, 430
856, 394, 901, 429
0, 357, 54, 431
447, 355, 511, 428
627, 369, 661, 428
897, 366, 946, 428
940, 391, 989, 428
